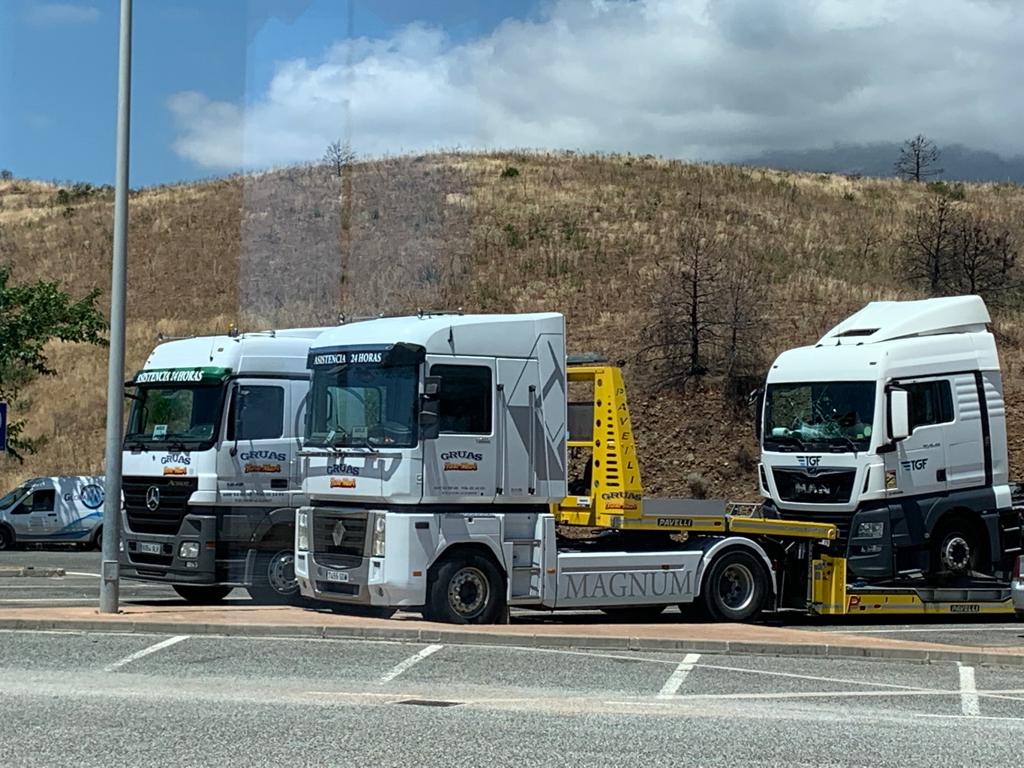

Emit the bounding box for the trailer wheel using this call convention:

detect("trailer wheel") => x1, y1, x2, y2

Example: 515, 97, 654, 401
0, 526, 14, 551
172, 584, 233, 604
701, 550, 768, 622
246, 548, 302, 605
599, 605, 667, 620
425, 551, 504, 624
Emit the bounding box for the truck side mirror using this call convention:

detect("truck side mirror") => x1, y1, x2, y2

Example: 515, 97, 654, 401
420, 398, 441, 440
888, 389, 910, 441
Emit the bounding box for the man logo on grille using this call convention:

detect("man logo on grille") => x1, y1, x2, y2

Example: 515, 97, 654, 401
146, 486, 161, 511
332, 520, 347, 547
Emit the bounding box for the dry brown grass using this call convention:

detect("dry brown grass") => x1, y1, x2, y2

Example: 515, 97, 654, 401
2, 153, 1023, 499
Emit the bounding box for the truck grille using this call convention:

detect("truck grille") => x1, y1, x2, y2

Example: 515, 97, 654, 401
123, 476, 198, 535
312, 511, 367, 566
772, 468, 855, 505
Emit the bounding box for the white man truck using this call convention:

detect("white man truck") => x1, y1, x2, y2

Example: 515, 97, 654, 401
294, 312, 845, 623
759, 295, 1024, 612
295, 303, 1024, 623
121, 327, 328, 603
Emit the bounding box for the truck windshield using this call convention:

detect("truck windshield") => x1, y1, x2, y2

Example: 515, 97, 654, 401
763, 381, 876, 452
125, 384, 226, 449
307, 364, 418, 448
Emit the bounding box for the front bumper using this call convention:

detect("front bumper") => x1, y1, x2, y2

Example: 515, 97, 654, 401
120, 515, 246, 586
296, 553, 377, 606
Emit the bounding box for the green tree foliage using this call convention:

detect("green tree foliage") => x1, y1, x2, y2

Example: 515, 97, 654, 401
0, 265, 107, 460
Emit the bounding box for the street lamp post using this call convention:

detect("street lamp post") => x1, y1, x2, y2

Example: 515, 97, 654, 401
100, 0, 133, 614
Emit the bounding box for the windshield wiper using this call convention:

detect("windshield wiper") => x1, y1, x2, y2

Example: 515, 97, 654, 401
819, 436, 860, 454
124, 438, 147, 451
763, 434, 808, 452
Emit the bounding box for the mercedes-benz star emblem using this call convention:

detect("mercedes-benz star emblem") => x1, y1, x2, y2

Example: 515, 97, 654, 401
331, 520, 347, 547
146, 486, 161, 511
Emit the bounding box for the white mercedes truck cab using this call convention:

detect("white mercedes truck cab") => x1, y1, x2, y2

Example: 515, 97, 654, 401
120, 327, 329, 603
759, 295, 1023, 585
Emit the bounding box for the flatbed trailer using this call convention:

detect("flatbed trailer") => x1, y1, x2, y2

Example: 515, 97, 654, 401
550, 362, 1019, 620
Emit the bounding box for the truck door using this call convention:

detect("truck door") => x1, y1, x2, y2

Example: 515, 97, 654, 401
219, 380, 291, 506
496, 358, 541, 501
885, 378, 951, 498
423, 357, 497, 503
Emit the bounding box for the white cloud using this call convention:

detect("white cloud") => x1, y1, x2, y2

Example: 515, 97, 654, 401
25, 3, 99, 25
168, 0, 1024, 170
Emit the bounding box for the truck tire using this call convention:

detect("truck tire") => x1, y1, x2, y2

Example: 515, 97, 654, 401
172, 584, 233, 604
425, 551, 505, 624
930, 517, 986, 577
246, 548, 302, 605
599, 605, 667, 620
701, 549, 769, 622
0, 526, 14, 551
91, 526, 103, 552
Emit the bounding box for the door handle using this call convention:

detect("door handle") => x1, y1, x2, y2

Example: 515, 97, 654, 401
936, 469, 947, 482
47, 513, 57, 517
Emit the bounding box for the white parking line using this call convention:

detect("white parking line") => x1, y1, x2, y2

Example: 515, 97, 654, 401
657, 653, 702, 698
104, 635, 189, 672
958, 662, 981, 716
379, 644, 444, 683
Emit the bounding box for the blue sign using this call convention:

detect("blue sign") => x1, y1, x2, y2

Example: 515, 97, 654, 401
0, 402, 7, 453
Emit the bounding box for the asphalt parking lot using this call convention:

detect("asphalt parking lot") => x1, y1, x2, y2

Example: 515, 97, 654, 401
0, 626, 1022, 767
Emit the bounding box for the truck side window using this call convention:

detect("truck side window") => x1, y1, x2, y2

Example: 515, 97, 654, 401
904, 380, 954, 432
228, 386, 285, 440
30, 489, 56, 513
431, 365, 492, 434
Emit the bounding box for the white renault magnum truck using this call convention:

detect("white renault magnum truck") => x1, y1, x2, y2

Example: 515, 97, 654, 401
120, 327, 329, 603
759, 295, 1023, 585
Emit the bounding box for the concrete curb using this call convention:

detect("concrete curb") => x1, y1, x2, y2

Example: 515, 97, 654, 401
0, 616, 1021, 667
0, 567, 66, 578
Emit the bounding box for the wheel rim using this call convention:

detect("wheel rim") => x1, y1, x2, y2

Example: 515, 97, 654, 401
718, 563, 755, 612
267, 551, 298, 595
447, 566, 489, 618
941, 535, 972, 573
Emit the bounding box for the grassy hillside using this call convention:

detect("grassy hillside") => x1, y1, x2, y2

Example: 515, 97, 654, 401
2, 152, 1023, 498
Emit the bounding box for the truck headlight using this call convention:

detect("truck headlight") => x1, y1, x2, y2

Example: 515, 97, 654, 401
297, 511, 310, 552
371, 515, 386, 557
179, 541, 200, 559
856, 521, 884, 539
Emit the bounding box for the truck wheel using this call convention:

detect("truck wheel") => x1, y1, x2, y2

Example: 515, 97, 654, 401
91, 526, 103, 552
701, 550, 769, 622
931, 518, 985, 577
599, 605, 667, 620
425, 552, 505, 624
0, 527, 14, 551
172, 584, 233, 604
246, 548, 301, 605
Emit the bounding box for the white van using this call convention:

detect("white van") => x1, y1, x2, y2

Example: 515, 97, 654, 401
0, 476, 105, 550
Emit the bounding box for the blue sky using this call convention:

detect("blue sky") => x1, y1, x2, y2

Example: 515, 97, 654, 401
2, 1, 1023, 187
0, 1, 540, 186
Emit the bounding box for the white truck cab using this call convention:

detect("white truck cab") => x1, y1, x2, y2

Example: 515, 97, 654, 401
0, 476, 105, 550
120, 327, 329, 603
760, 295, 1020, 583
295, 312, 567, 617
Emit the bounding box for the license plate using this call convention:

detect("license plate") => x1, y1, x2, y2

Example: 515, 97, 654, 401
138, 541, 162, 555
325, 569, 350, 583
